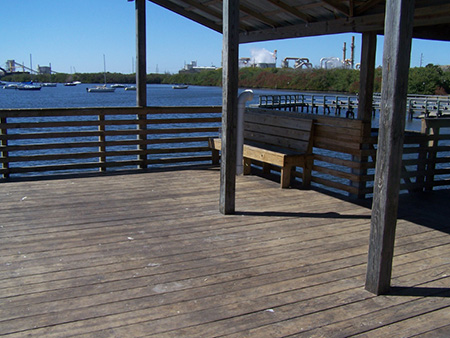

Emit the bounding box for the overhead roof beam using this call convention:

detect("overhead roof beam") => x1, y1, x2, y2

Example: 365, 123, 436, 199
265, 0, 315, 23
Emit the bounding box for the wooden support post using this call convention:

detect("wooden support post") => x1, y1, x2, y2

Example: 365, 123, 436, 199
358, 32, 377, 123
220, 0, 239, 215
365, 0, 415, 295
135, 0, 148, 169
352, 32, 377, 198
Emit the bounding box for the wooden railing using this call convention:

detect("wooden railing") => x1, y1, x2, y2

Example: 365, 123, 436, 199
421, 118, 450, 190
1, 106, 448, 199
246, 108, 449, 198
0, 106, 221, 179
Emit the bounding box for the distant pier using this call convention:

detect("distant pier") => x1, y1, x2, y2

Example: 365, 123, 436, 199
257, 93, 450, 119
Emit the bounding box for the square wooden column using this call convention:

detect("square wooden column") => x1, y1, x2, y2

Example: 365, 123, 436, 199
220, 0, 239, 214
135, 0, 147, 107
135, 0, 148, 169
365, 0, 415, 295
352, 32, 377, 199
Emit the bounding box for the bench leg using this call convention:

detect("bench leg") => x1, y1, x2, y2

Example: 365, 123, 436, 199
262, 163, 271, 175
302, 158, 313, 188
243, 158, 252, 175
211, 149, 220, 165
280, 165, 294, 188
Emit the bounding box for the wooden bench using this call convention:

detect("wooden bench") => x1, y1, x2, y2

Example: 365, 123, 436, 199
209, 109, 314, 188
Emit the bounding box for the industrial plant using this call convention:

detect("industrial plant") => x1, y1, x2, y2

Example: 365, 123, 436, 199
0, 59, 56, 77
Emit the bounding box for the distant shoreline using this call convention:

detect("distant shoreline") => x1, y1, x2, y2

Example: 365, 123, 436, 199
2, 64, 450, 95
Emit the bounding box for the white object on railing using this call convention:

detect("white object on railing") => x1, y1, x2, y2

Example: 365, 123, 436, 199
237, 90, 254, 175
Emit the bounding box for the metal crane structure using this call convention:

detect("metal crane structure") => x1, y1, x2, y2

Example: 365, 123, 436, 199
281, 57, 313, 69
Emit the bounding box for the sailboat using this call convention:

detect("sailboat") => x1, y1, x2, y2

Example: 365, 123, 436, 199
87, 55, 115, 93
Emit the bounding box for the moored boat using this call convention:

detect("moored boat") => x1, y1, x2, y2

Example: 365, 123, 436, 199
172, 84, 189, 89
87, 55, 115, 93
86, 85, 115, 93
17, 84, 42, 91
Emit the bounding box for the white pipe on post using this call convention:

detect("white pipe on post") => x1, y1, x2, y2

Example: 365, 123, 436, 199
236, 90, 254, 175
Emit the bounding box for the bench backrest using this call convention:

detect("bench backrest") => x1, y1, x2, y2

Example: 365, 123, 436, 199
243, 109, 313, 154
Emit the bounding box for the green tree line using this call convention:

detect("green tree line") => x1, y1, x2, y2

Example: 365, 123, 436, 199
3, 64, 450, 95
1, 72, 169, 85
163, 64, 450, 95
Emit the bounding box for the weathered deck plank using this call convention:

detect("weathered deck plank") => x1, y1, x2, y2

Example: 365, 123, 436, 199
1, 168, 449, 337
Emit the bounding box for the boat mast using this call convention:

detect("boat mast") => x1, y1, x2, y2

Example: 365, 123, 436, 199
103, 54, 107, 86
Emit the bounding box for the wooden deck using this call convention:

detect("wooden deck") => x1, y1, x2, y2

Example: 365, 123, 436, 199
1, 168, 449, 337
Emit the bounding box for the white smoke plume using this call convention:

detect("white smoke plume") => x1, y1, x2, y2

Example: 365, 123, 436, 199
250, 48, 276, 65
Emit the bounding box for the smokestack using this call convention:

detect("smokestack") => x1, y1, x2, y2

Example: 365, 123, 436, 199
343, 42, 347, 65
351, 36, 355, 69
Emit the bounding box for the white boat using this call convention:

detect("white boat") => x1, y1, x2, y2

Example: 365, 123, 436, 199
42, 83, 57, 87
111, 84, 126, 88
86, 85, 115, 93
17, 84, 42, 91
3, 84, 18, 89
87, 55, 115, 93
64, 82, 77, 86
125, 86, 136, 91
172, 84, 189, 89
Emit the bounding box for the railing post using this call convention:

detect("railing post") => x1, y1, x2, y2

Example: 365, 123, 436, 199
98, 113, 106, 172
422, 118, 439, 191
416, 123, 428, 192
1, 117, 9, 179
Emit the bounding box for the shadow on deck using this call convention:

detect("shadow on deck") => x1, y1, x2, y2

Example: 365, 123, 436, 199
1, 167, 449, 337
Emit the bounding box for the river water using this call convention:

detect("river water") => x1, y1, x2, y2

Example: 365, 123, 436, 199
0, 83, 423, 132
0, 83, 285, 108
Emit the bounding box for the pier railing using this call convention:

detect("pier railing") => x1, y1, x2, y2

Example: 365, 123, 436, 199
0, 106, 221, 179
258, 94, 450, 119
1, 106, 448, 199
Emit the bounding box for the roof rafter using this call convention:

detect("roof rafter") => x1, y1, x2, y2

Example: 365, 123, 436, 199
265, 0, 315, 23
320, 0, 350, 17
349, 0, 354, 17
149, 0, 222, 33
180, 0, 252, 31
240, 3, 450, 43
355, 0, 384, 16
239, 3, 281, 28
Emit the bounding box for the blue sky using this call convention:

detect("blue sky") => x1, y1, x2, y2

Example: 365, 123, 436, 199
3, 0, 450, 74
